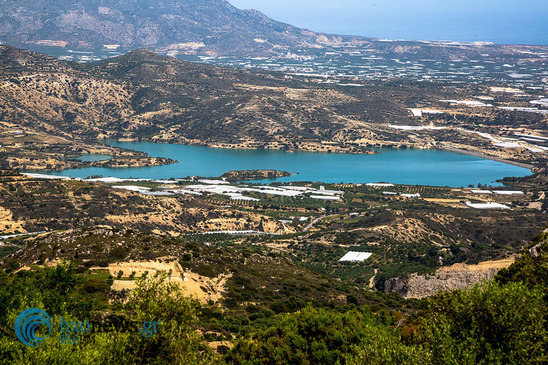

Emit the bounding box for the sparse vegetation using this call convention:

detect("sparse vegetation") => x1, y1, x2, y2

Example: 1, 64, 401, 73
0, 233, 545, 364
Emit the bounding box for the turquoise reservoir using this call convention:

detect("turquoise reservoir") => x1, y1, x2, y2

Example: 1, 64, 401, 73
39, 141, 531, 187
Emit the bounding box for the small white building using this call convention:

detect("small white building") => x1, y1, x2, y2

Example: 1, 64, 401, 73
400, 193, 421, 198
339, 251, 372, 262
310, 195, 340, 201
471, 190, 492, 194
465, 202, 511, 210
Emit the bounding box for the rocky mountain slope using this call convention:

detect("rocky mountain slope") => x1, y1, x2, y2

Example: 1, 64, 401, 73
0, 45, 451, 156
1, 45, 546, 173
0, 0, 361, 55
383, 258, 515, 299
2, 0, 548, 61
383, 229, 548, 298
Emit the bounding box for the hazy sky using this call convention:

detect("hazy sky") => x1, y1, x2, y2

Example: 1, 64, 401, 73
229, 0, 548, 45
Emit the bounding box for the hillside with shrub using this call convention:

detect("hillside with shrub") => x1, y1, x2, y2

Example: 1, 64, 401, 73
0, 231, 546, 363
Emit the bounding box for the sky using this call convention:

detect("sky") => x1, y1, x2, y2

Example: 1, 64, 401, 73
229, 0, 548, 45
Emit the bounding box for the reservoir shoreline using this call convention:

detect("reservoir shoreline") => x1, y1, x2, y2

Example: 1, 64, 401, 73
112, 139, 535, 170
31, 141, 532, 188
98, 138, 536, 170
439, 145, 535, 169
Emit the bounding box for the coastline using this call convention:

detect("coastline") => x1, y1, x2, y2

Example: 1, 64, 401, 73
106, 138, 375, 155
110, 139, 537, 171
439, 145, 535, 170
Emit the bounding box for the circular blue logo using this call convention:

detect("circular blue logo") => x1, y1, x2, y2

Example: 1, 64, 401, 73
14, 308, 52, 346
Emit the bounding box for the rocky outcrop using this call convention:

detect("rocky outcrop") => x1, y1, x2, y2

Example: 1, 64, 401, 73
383, 259, 515, 299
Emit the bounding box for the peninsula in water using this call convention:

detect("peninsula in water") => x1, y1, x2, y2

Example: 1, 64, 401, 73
221, 169, 292, 182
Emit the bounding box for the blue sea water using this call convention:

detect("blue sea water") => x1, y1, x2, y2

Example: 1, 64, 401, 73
38, 141, 531, 187
229, 0, 548, 45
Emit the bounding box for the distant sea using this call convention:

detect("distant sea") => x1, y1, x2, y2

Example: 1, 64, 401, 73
230, 0, 548, 46
347, 18, 548, 46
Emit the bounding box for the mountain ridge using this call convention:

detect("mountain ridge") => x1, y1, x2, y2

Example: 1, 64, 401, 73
0, 44, 427, 155
0, 0, 365, 55
1, 44, 545, 172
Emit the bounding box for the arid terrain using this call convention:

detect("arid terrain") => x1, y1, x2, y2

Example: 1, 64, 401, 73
1, 45, 546, 173
0, 170, 293, 236
2, 166, 546, 298
0, 2, 546, 363
0, 45, 546, 298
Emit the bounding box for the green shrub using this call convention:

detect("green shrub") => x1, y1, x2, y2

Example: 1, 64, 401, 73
421, 281, 547, 364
